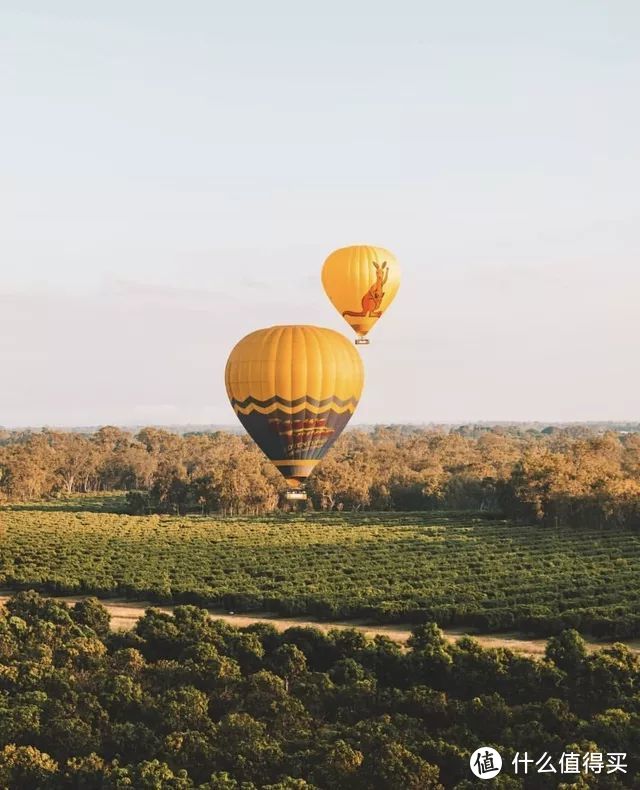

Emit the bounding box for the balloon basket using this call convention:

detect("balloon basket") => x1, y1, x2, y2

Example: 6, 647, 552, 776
285, 489, 307, 501
355, 338, 370, 345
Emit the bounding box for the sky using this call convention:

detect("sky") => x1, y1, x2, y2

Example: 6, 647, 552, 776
1, 1, 639, 427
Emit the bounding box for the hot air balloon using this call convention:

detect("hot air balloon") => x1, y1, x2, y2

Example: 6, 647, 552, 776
321, 245, 401, 344
225, 325, 364, 499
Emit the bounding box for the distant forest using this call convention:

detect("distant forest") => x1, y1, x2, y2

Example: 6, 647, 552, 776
1, 425, 640, 528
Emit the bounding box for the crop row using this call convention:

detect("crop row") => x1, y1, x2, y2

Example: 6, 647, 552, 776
1, 508, 639, 638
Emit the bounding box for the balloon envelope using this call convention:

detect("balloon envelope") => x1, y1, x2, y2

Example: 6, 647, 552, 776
225, 325, 364, 487
321, 245, 400, 339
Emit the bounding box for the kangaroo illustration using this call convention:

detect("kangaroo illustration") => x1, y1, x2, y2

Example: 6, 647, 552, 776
343, 261, 389, 318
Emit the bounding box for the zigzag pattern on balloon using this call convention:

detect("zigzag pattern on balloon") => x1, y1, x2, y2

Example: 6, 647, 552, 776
231, 393, 360, 417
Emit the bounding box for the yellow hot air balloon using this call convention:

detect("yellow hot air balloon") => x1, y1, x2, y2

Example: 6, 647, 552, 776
321, 245, 401, 344
225, 325, 364, 497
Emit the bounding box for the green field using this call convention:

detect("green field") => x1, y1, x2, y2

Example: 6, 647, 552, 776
1, 500, 639, 638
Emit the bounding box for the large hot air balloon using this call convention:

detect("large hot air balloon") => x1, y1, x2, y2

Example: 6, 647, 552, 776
225, 325, 364, 498
321, 245, 401, 344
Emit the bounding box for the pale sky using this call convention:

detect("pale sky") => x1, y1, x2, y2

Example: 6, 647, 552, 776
1, 1, 639, 427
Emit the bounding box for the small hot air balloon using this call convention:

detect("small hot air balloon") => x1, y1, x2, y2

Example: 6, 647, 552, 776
321, 245, 401, 344
225, 325, 364, 499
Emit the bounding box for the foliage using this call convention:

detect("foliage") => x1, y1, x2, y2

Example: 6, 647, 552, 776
0, 591, 636, 788
1, 510, 640, 638
2, 426, 640, 526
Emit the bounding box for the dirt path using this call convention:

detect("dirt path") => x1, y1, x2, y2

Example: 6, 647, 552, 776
1, 592, 638, 658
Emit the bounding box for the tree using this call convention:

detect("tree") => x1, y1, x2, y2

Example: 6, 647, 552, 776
269, 644, 307, 691
368, 741, 443, 789
72, 598, 111, 637
545, 629, 587, 674
0, 744, 59, 787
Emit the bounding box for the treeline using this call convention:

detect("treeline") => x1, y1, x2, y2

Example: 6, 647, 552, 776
0, 590, 637, 788
2, 426, 640, 526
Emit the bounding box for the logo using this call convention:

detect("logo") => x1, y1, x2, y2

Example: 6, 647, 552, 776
470, 747, 502, 779
342, 260, 388, 319
268, 417, 335, 456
